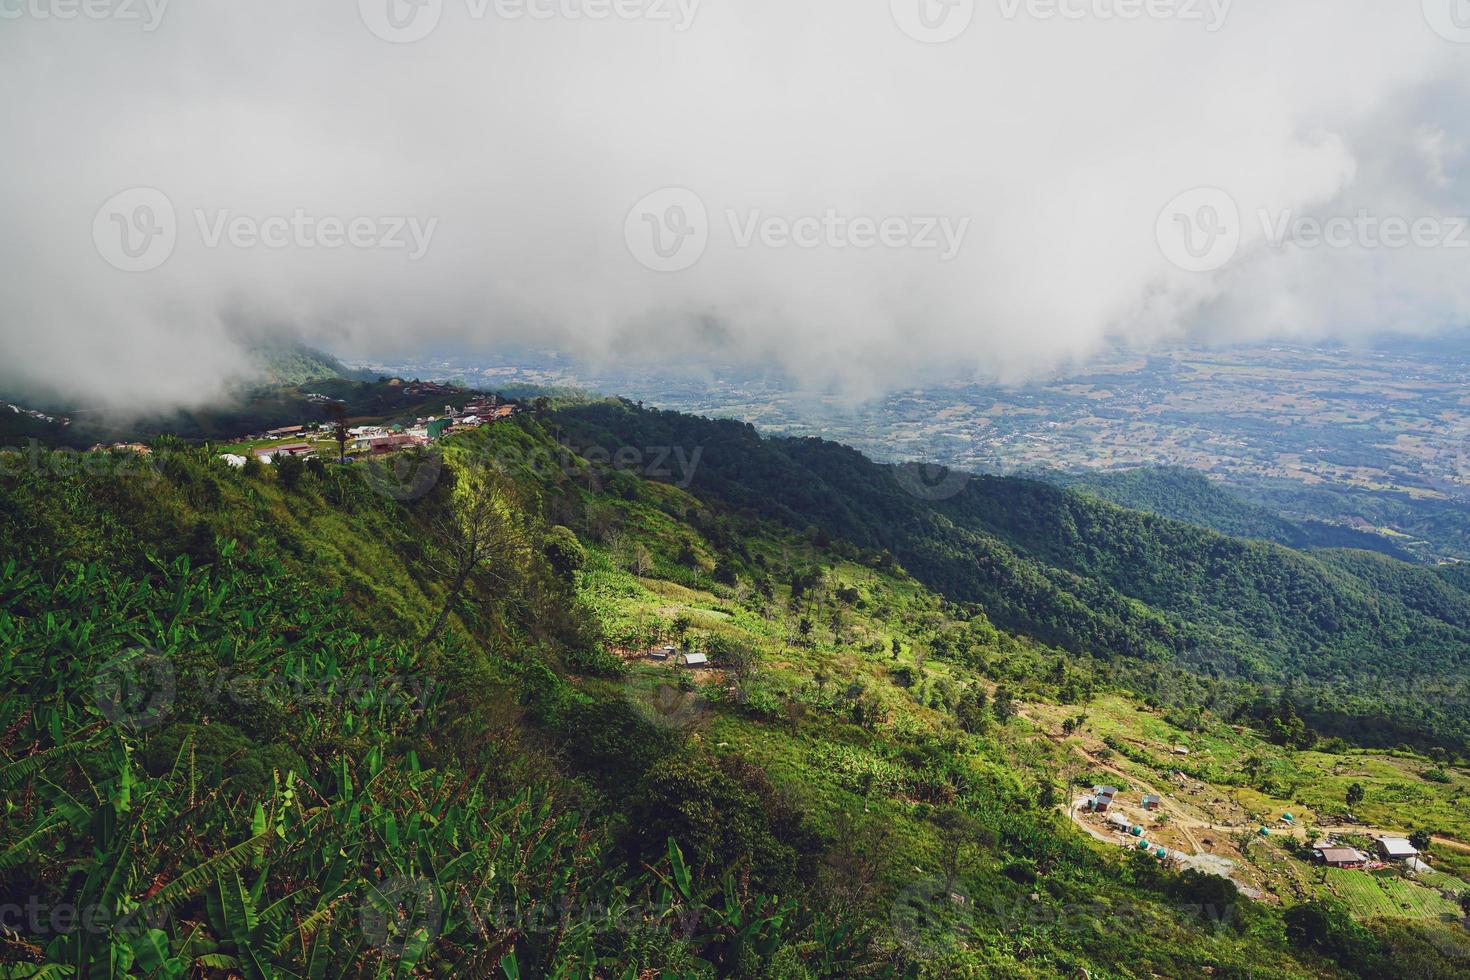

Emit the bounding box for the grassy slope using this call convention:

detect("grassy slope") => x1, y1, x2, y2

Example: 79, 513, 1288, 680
550, 505, 1316, 976
466, 419, 1467, 974
3, 416, 1462, 976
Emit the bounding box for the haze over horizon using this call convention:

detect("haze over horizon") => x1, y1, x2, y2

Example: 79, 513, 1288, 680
5, 1, 1470, 410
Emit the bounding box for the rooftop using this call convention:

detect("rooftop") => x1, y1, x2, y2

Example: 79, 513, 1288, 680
1316, 847, 1366, 865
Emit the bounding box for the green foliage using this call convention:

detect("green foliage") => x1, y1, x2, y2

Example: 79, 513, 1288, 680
1284, 900, 1386, 971
551, 400, 1470, 752
1042, 466, 1411, 558
625, 754, 812, 893
1, 407, 1439, 978
544, 524, 588, 582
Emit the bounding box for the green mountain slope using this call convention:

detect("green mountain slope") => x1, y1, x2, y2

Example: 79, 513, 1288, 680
551, 400, 1470, 749
9, 416, 1446, 976
1233, 477, 1470, 563
1035, 466, 1413, 559
247, 339, 377, 385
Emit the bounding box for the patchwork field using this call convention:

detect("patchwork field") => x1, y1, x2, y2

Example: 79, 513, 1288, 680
1025, 694, 1470, 917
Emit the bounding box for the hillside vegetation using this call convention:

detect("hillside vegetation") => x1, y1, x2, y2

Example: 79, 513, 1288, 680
1036, 466, 1413, 559
3, 409, 1469, 976
552, 401, 1470, 752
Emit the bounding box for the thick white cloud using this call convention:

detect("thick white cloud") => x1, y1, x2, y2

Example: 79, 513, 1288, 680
1, 0, 1468, 409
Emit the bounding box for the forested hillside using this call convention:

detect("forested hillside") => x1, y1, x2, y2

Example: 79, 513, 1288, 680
1036, 466, 1412, 559
10, 414, 1463, 976
553, 401, 1470, 751
248, 340, 377, 386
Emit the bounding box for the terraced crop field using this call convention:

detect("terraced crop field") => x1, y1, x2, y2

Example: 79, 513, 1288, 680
1323, 868, 1464, 920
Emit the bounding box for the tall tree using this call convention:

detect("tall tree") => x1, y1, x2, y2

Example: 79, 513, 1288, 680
423, 474, 529, 646
326, 401, 349, 465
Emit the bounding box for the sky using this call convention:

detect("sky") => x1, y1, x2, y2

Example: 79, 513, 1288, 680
3, 0, 1470, 410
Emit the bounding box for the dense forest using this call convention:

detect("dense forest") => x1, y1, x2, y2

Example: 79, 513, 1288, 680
553, 401, 1470, 752
1035, 466, 1414, 559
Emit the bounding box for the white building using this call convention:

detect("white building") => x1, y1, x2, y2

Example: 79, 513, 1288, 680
1376, 837, 1419, 861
